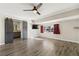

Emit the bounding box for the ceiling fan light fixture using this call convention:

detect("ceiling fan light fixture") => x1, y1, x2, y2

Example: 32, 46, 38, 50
33, 10, 37, 14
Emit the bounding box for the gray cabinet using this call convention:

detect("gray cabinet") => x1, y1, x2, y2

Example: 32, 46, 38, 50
5, 18, 13, 44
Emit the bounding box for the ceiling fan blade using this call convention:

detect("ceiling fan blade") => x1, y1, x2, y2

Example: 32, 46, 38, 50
37, 3, 43, 9
37, 11, 40, 15
23, 9, 33, 11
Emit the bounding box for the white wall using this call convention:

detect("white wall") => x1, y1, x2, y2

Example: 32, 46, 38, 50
0, 16, 5, 45
39, 19, 79, 43
27, 20, 40, 39
31, 29, 39, 38
27, 20, 33, 39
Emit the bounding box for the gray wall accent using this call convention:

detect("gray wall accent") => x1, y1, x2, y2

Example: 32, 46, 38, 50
21, 21, 27, 39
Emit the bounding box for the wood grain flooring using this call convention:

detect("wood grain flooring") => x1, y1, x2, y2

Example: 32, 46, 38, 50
0, 38, 79, 56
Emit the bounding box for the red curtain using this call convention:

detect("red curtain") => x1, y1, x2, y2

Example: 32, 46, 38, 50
54, 24, 60, 34
40, 25, 44, 33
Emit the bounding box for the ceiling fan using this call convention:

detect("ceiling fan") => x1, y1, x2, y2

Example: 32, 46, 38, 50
23, 3, 43, 15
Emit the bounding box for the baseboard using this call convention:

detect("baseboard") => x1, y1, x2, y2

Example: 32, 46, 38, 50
0, 43, 5, 45
38, 36, 79, 44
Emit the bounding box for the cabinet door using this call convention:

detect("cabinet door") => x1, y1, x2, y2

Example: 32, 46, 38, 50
5, 18, 13, 44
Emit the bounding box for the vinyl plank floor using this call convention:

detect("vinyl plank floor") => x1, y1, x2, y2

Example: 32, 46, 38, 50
0, 38, 79, 56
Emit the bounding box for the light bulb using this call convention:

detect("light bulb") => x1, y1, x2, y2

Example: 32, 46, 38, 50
33, 10, 37, 14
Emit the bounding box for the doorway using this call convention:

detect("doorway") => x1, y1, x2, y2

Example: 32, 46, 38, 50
5, 18, 27, 44
13, 20, 21, 40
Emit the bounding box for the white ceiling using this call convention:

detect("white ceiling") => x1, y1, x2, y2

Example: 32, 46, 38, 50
0, 3, 79, 21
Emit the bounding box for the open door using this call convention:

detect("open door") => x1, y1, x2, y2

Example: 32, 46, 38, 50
5, 18, 13, 44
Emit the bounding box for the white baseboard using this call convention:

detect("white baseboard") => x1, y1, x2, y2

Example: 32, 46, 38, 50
0, 43, 5, 45
38, 36, 79, 44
